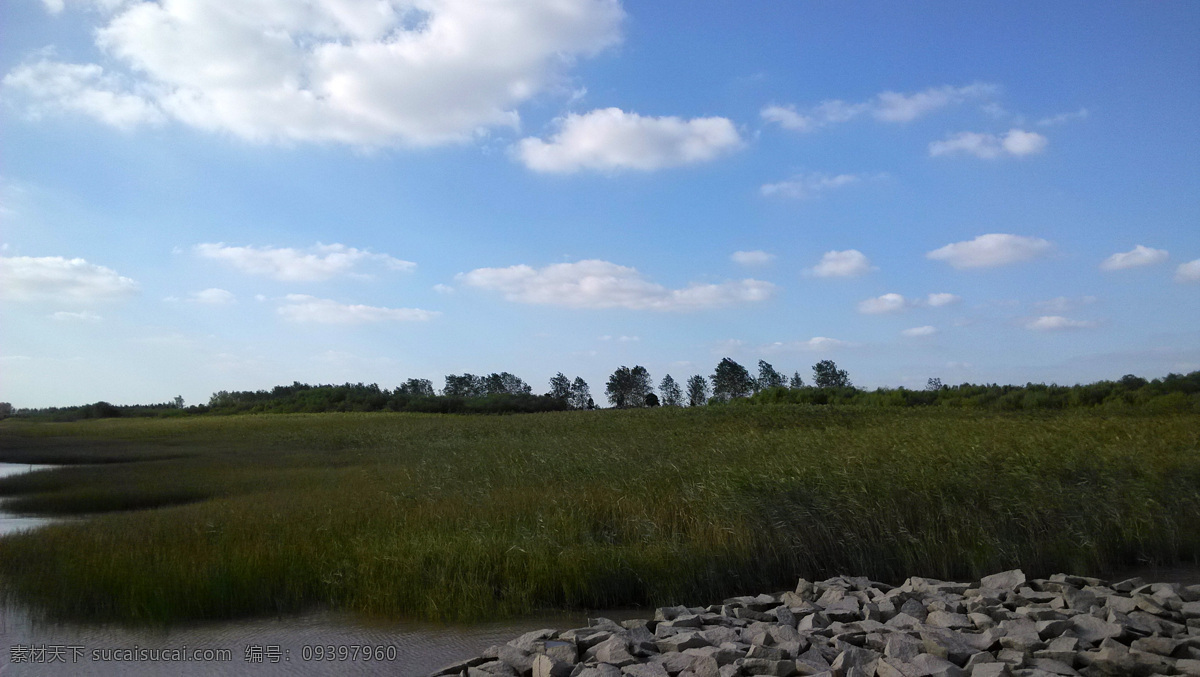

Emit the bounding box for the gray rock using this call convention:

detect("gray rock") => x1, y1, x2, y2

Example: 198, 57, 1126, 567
657, 631, 710, 653
510, 629, 560, 653
533, 654, 575, 677
1068, 614, 1123, 645
928, 611, 974, 630
570, 666, 622, 677
982, 570, 1027, 591
969, 664, 1013, 677
620, 663, 669, 677
589, 636, 638, 667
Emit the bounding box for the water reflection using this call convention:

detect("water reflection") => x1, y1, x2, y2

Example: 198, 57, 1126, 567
0, 463, 60, 535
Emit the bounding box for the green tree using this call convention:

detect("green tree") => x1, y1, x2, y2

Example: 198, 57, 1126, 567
686, 375, 709, 406
756, 360, 785, 392
925, 377, 943, 392
812, 360, 852, 388
442, 374, 483, 398
659, 374, 683, 406
711, 358, 754, 401
548, 372, 572, 402
569, 377, 591, 410
606, 365, 653, 407
789, 372, 805, 389
398, 378, 435, 397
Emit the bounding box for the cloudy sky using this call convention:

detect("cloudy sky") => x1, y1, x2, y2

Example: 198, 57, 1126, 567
2, 1, 1198, 408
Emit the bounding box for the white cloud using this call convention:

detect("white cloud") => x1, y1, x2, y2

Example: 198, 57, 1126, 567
760, 173, 860, 200
432, 283, 455, 294
731, 250, 775, 266
761, 83, 997, 132
926, 293, 960, 307
277, 295, 437, 324
807, 249, 874, 278
901, 325, 937, 337
0, 255, 138, 304
3, 60, 165, 129
858, 293, 910, 314
926, 234, 1053, 269
51, 310, 102, 323
1177, 259, 1200, 283
190, 287, 235, 305
5, 0, 624, 147
1100, 245, 1168, 271
1037, 108, 1088, 126
515, 108, 742, 173
195, 243, 414, 281
929, 129, 1048, 159
40, 0, 65, 13
456, 259, 774, 311
762, 337, 849, 353
1026, 316, 1098, 331
1034, 296, 1096, 313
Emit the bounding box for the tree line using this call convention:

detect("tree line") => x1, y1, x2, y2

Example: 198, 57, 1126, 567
6, 362, 1198, 421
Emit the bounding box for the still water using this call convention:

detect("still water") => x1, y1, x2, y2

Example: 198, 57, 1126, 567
0, 462, 638, 676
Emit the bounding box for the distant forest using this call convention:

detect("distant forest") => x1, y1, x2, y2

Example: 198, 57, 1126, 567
4, 359, 1199, 422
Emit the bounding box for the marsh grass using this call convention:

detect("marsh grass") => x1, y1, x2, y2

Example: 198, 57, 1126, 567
0, 407, 1196, 624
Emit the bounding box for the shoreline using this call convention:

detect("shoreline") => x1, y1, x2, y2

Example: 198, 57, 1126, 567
433, 569, 1200, 677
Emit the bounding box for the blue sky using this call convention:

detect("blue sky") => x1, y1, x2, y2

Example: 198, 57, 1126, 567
2, 0, 1198, 408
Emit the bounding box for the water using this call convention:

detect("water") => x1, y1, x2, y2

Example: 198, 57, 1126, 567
0, 604, 628, 676
0, 462, 643, 675
0, 463, 60, 536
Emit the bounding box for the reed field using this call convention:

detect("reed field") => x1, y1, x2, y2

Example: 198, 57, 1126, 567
0, 406, 1197, 625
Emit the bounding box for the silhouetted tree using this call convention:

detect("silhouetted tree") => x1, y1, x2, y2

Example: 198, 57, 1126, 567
398, 378, 435, 397
756, 360, 786, 392
711, 358, 755, 402
813, 360, 852, 388
659, 374, 683, 406
442, 374, 484, 398
645, 393, 660, 407
548, 372, 572, 402
606, 365, 653, 407
569, 377, 591, 410
789, 372, 805, 389
686, 375, 709, 406
925, 377, 943, 392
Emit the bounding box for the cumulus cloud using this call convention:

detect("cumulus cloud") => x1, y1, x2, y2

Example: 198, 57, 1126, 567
195, 243, 414, 281
760, 173, 861, 200
731, 250, 775, 266
1177, 259, 1200, 283
761, 83, 997, 132
1037, 108, 1088, 126
926, 293, 960, 307
190, 288, 235, 305
277, 294, 437, 324
761, 337, 850, 354
858, 293, 910, 314
0, 255, 137, 304
901, 325, 938, 337
926, 234, 1052, 269
3, 60, 165, 129
1100, 245, 1169, 271
807, 249, 874, 278
51, 310, 102, 322
1035, 296, 1096, 313
5, 0, 624, 147
456, 259, 774, 311
929, 129, 1048, 159
1026, 316, 1098, 331
515, 108, 742, 173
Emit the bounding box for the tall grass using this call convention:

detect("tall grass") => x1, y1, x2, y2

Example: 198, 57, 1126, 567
0, 407, 1196, 625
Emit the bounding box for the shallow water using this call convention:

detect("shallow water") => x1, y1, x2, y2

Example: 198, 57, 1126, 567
0, 462, 60, 535
0, 604, 639, 676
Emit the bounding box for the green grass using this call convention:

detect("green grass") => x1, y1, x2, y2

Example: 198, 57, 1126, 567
0, 406, 1197, 625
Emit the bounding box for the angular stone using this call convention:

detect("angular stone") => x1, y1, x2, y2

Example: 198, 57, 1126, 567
969, 664, 1012, 677
571, 666, 623, 677
589, 636, 638, 667
532, 654, 574, 677
886, 613, 924, 631
496, 645, 537, 673
469, 660, 519, 676
1110, 577, 1146, 593
1183, 601, 1200, 620
657, 631, 711, 653
909, 653, 965, 677
1176, 658, 1200, 676
1130, 635, 1185, 656
900, 598, 930, 622
929, 611, 974, 630
739, 657, 798, 676
981, 570, 1027, 591
1069, 614, 1124, 644
1035, 619, 1072, 640
620, 663, 669, 677
1062, 587, 1099, 612
1025, 657, 1079, 676
998, 619, 1045, 652
795, 646, 831, 672
884, 633, 924, 662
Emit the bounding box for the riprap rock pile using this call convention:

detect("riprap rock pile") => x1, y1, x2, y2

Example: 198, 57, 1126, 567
432, 569, 1200, 677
